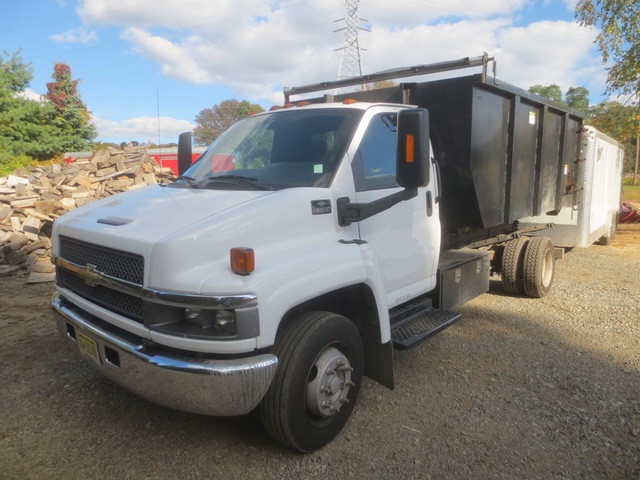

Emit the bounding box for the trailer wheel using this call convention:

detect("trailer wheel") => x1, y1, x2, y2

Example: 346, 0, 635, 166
599, 211, 618, 245
260, 311, 363, 452
501, 237, 530, 295
522, 237, 555, 298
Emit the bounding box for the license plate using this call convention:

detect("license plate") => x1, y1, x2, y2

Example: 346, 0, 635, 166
76, 330, 101, 366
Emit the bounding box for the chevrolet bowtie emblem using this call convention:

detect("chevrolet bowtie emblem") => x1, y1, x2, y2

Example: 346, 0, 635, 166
81, 263, 102, 287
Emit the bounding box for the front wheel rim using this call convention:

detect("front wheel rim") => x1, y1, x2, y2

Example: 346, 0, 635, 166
306, 346, 355, 418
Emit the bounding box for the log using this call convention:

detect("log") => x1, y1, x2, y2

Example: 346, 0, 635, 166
26, 271, 56, 283
21, 216, 41, 241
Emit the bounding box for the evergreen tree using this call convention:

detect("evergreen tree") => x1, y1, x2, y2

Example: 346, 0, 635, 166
0, 50, 40, 162
45, 62, 96, 152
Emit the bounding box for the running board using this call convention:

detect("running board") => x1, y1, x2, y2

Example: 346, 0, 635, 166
391, 308, 462, 350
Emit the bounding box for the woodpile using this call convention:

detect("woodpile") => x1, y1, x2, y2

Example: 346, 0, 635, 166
0, 145, 175, 283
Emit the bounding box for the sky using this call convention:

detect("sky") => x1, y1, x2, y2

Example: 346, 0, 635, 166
1, 0, 607, 145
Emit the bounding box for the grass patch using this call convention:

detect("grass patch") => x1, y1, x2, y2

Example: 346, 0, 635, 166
0, 155, 60, 177
0, 155, 37, 177
622, 184, 640, 201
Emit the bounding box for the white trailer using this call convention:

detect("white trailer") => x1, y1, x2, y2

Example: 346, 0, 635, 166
521, 126, 624, 247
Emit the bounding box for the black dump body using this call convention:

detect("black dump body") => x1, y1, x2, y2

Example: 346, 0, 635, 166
294, 71, 584, 247
408, 75, 583, 239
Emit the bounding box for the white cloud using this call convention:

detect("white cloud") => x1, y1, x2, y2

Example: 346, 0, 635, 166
494, 20, 603, 94
51, 27, 97, 44
121, 27, 212, 84
17, 89, 43, 102
93, 115, 194, 143
76, 0, 604, 103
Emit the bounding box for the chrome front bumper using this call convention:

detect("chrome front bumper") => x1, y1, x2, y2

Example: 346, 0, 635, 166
52, 293, 277, 416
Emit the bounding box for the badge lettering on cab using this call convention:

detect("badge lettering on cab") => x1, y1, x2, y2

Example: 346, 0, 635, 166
311, 200, 332, 215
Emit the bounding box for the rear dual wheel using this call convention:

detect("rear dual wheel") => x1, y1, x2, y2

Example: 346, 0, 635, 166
501, 236, 555, 298
501, 237, 530, 295
522, 237, 555, 298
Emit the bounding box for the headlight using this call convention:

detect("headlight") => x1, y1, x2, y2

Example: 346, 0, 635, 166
185, 308, 213, 328
214, 309, 236, 334
143, 300, 257, 340
183, 308, 236, 335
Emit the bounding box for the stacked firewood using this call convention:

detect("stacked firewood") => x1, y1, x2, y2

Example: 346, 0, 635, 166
0, 145, 175, 283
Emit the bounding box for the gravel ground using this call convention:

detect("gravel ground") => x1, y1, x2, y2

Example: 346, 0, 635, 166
1, 225, 639, 480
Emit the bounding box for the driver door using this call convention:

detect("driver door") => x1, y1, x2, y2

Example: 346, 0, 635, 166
352, 109, 440, 308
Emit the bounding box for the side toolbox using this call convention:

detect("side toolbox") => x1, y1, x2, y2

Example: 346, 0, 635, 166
437, 248, 490, 310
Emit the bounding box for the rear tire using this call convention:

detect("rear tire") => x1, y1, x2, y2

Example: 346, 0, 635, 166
501, 237, 530, 295
522, 237, 555, 298
260, 311, 363, 452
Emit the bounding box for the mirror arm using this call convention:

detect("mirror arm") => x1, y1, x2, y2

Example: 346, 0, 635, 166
337, 188, 418, 227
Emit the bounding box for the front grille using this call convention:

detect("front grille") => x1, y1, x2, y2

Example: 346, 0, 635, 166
58, 236, 145, 322
59, 236, 144, 285
59, 270, 144, 321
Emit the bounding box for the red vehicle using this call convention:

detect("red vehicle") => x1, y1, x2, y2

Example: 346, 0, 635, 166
147, 146, 206, 175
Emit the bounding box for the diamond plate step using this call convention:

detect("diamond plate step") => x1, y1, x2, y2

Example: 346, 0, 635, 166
391, 309, 461, 350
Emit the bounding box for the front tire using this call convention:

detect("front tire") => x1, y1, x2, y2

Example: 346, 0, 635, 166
260, 311, 364, 452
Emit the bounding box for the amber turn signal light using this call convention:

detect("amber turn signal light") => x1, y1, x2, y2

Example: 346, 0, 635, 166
230, 247, 255, 276
405, 134, 415, 163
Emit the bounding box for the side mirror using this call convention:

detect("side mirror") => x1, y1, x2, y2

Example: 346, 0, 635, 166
396, 108, 430, 188
177, 132, 193, 175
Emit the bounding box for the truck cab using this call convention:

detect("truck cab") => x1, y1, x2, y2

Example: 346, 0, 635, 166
52, 101, 448, 452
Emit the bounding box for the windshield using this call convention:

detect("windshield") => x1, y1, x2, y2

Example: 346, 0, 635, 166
181, 108, 363, 190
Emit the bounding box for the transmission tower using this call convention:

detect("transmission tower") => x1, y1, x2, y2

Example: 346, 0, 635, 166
335, 0, 368, 80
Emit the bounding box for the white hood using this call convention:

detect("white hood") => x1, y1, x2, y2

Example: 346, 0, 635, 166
55, 184, 268, 245
52, 184, 344, 293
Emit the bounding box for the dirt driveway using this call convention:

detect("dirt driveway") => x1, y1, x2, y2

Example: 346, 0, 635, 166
1, 226, 639, 479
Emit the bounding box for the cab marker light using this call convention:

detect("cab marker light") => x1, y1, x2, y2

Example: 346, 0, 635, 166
230, 247, 255, 276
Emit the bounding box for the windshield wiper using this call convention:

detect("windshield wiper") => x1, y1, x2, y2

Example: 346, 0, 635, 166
177, 175, 199, 188
203, 175, 273, 191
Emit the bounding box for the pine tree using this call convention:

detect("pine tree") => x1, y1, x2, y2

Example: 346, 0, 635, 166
45, 62, 96, 152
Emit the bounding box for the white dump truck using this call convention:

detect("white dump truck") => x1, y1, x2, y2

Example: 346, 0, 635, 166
51, 55, 589, 451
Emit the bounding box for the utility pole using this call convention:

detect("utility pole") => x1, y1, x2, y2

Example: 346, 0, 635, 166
335, 0, 369, 81
635, 99, 639, 186
634, 133, 638, 186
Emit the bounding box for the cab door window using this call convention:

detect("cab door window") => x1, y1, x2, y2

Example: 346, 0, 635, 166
355, 113, 398, 191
